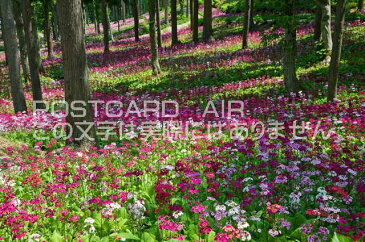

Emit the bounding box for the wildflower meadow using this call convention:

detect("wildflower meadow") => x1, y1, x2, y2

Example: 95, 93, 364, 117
0, 0, 364, 241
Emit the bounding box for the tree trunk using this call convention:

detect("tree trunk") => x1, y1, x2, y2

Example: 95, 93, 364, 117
92, 0, 99, 34
242, 0, 252, 49
21, 0, 43, 103
190, 0, 193, 30
107, 7, 114, 41
149, 0, 162, 75
314, 4, 322, 41
328, 0, 347, 101
171, 0, 179, 45
316, 0, 332, 64
283, 0, 299, 93
186, 0, 189, 17
203, 0, 213, 42
358, 0, 364, 11
192, 0, 199, 42
52, 3, 60, 40
156, 0, 162, 47
13, 0, 30, 83
117, 6, 120, 31
164, 0, 168, 24
95, 1, 101, 34
132, 0, 140, 41
121, 0, 126, 23
43, 0, 53, 59
0, 0, 27, 113
101, 0, 110, 53
56, 0, 96, 146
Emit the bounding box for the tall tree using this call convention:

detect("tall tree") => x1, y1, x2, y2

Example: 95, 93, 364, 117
171, 0, 179, 44
164, 0, 168, 24
121, 0, 126, 23
316, 0, 332, 64
93, 0, 100, 34
156, 0, 162, 47
132, 0, 140, 41
52, 3, 60, 40
57, 0, 96, 146
358, 0, 364, 11
0, 0, 27, 113
313, 4, 322, 41
21, 0, 44, 103
192, 0, 198, 42
148, 0, 162, 75
13, 0, 30, 82
107, 6, 114, 41
189, 0, 193, 30
43, 0, 54, 59
102, 0, 110, 52
186, 0, 189, 16
328, 0, 347, 101
202, 0, 213, 42
283, 0, 300, 93
242, 0, 252, 49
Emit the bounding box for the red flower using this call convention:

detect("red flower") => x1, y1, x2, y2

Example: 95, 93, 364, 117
306, 209, 321, 216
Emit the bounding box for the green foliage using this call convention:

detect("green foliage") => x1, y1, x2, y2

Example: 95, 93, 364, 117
214, 0, 316, 13
332, 233, 353, 242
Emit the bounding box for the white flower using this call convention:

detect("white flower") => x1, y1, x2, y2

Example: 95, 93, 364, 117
237, 220, 249, 229
84, 217, 95, 224
128, 200, 146, 220
162, 165, 174, 170
348, 169, 357, 176
29, 233, 41, 242
127, 192, 134, 199
89, 225, 96, 233
228, 206, 240, 216
108, 202, 122, 210
215, 205, 226, 212
172, 211, 183, 219
225, 200, 238, 207
268, 229, 281, 237
241, 231, 251, 241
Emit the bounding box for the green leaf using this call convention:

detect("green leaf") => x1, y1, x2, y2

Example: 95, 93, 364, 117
100, 236, 110, 242
93, 212, 102, 229
50, 230, 63, 242
332, 233, 353, 242
288, 214, 307, 231
141, 232, 157, 242
207, 231, 216, 242
289, 227, 306, 241
117, 233, 140, 240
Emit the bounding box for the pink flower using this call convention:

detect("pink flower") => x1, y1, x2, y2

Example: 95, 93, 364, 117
13, 232, 26, 239
188, 189, 199, 194
158, 216, 183, 232
68, 215, 80, 222
267, 204, 282, 214
222, 225, 235, 232
215, 233, 230, 242
191, 204, 206, 214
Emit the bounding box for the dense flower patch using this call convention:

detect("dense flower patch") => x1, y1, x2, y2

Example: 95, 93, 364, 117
0, 127, 364, 240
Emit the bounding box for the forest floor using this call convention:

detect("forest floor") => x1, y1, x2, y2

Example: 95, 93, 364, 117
0, 8, 364, 241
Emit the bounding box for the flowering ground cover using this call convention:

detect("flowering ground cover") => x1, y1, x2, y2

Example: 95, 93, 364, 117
0, 8, 364, 242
